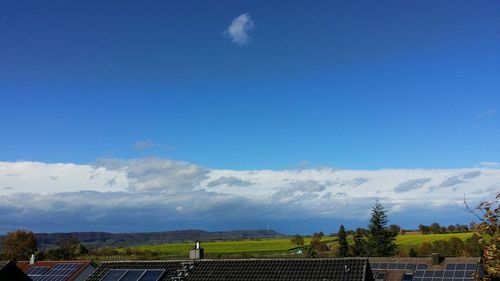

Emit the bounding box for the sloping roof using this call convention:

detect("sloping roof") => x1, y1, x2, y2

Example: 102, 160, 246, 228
0, 260, 9, 270
86, 258, 374, 281
0, 260, 32, 281
17, 260, 94, 281
368, 257, 480, 281
85, 261, 181, 281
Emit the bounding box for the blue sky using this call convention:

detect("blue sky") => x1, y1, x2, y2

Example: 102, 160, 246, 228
0, 1, 499, 233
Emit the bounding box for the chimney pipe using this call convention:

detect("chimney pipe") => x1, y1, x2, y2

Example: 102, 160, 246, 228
29, 254, 35, 265
431, 253, 441, 265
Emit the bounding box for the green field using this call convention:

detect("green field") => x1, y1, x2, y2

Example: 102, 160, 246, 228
396, 232, 473, 252
114, 232, 473, 259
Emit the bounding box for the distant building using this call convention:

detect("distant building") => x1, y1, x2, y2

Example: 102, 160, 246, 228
0, 260, 32, 281
17, 259, 95, 281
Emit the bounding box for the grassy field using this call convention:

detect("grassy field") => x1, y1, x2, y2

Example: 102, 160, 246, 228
113, 232, 474, 259
396, 232, 473, 252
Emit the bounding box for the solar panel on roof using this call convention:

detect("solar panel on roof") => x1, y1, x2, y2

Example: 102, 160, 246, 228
46, 269, 74, 276
27, 266, 50, 275
120, 270, 145, 281
100, 269, 165, 281
415, 271, 425, 277
102, 269, 127, 281
379, 263, 389, 269
465, 264, 476, 271
446, 264, 456, 270
434, 271, 444, 277
455, 264, 466, 271
388, 263, 397, 269
444, 271, 454, 278
406, 264, 416, 270
27, 264, 79, 281
32, 276, 67, 281
138, 270, 165, 281
417, 264, 428, 270
397, 263, 407, 269
371, 263, 380, 269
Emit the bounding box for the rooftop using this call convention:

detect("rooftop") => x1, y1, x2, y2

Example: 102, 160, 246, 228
0, 260, 32, 281
368, 257, 481, 281
86, 258, 374, 281
17, 260, 94, 281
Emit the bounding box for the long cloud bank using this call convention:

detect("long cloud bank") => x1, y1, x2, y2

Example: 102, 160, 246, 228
0, 159, 498, 233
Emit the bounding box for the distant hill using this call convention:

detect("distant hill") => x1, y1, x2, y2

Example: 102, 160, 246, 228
28, 229, 283, 249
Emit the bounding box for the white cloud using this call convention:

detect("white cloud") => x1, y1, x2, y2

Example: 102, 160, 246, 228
97, 158, 208, 193
133, 139, 175, 152
134, 139, 155, 150
478, 109, 495, 118
478, 162, 500, 168
207, 176, 253, 187
1, 159, 499, 233
225, 13, 254, 46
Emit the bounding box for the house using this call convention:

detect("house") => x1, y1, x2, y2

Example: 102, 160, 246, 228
85, 241, 484, 281
0, 260, 32, 281
85, 258, 374, 281
368, 256, 481, 281
17, 259, 96, 281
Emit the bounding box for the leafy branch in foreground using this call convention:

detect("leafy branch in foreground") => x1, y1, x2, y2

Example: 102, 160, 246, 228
465, 193, 499, 281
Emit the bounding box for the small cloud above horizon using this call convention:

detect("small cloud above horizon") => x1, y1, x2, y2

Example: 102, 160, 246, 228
134, 139, 176, 152
134, 139, 155, 150
478, 109, 495, 118
478, 161, 500, 168
225, 13, 254, 46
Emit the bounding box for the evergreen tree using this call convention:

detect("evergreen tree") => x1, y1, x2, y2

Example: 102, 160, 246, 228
352, 228, 367, 256
366, 201, 397, 256
337, 225, 349, 257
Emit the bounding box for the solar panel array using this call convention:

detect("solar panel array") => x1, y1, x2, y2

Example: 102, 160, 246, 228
371, 263, 422, 271
27, 266, 50, 275
27, 263, 81, 281
370, 263, 477, 281
412, 264, 477, 281
100, 269, 165, 281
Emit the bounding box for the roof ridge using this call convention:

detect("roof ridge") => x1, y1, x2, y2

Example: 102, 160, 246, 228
100, 257, 370, 263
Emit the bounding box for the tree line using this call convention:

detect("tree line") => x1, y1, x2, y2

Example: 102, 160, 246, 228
418, 222, 472, 235
292, 201, 398, 257
0, 230, 88, 261
290, 202, 485, 259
